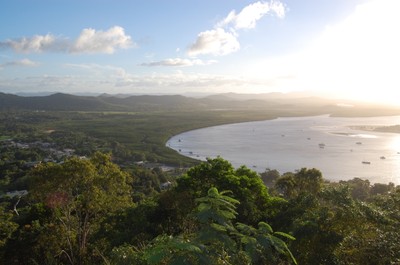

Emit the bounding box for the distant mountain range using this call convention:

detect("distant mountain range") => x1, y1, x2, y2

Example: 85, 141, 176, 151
1, 92, 399, 116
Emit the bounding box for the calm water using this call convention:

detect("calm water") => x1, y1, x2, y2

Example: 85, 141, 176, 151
166, 115, 400, 184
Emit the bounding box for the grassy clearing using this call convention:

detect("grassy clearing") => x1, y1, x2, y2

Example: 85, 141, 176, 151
0, 135, 11, 141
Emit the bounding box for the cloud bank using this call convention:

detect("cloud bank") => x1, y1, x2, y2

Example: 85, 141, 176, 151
0, 26, 133, 54
0, 58, 39, 69
0, 65, 262, 95
141, 58, 217, 67
188, 0, 285, 57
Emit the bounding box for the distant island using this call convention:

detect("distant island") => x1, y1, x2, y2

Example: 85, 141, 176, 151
373, 125, 400, 134
350, 125, 400, 134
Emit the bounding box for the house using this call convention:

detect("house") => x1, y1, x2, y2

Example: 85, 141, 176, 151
160, 181, 172, 190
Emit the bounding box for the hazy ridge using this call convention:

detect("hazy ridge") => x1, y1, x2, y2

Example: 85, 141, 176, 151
1, 92, 400, 117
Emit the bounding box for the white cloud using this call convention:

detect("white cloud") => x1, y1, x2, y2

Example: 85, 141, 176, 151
219, 0, 285, 30
187, 0, 285, 57
187, 28, 240, 57
0, 58, 39, 69
0, 34, 62, 53
71, 26, 133, 54
0, 26, 133, 54
141, 58, 217, 67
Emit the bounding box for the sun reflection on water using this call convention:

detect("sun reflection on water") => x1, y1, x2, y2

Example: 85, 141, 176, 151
388, 136, 400, 184
390, 136, 400, 152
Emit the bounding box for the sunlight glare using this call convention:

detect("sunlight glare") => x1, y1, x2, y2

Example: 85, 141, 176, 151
390, 136, 400, 152
243, 0, 400, 105
302, 0, 400, 105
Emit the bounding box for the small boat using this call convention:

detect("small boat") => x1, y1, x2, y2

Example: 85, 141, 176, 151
362, 161, 371, 164
356, 142, 362, 145
318, 143, 326, 148
380, 156, 386, 159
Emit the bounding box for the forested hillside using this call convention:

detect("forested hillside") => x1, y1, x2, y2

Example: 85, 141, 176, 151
1, 93, 400, 264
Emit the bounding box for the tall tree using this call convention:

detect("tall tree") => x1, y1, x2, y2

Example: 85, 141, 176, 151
175, 157, 282, 225
0, 205, 18, 250
275, 168, 323, 199
29, 152, 133, 264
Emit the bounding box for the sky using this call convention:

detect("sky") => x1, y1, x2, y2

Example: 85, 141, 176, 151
0, 0, 399, 105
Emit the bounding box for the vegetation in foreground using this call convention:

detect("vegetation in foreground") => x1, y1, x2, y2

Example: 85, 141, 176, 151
0, 153, 399, 264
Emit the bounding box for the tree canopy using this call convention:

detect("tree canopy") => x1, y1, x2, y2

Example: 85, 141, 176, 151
1, 154, 399, 264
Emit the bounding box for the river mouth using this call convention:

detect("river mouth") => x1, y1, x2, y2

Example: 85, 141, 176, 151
167, 115, 400, 184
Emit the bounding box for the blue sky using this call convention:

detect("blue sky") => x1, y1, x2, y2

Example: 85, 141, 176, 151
1, 0, 399, 104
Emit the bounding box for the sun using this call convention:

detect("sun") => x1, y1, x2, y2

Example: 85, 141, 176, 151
250, 0, 400, 105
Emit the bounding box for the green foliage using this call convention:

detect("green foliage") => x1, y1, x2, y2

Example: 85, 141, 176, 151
340, 177, 371, 201
195, 188, 239, 226
27, 152, 133, 264
260, 169, 280, 188
0, 205, 18, 249
176, 157, 278, 225
193, 187, 239, 256
111, 187, 296, 265
235, 221, 297, 264
270, 173, 400, 265
275, 168, 323, 199
334, 188, 400, 264
143, 235, 204, 265
109, 244, 146, 265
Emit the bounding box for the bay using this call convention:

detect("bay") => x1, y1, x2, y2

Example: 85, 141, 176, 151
166, 115, 400, 184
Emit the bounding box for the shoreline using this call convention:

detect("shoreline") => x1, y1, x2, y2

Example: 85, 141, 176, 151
167, 115, 400, 185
